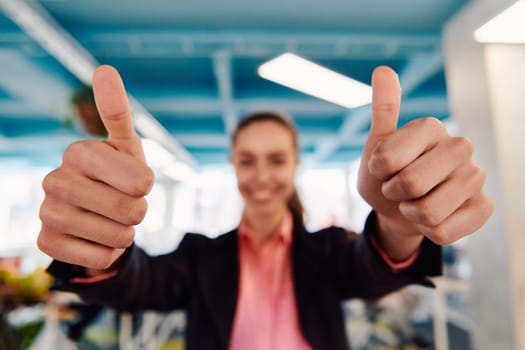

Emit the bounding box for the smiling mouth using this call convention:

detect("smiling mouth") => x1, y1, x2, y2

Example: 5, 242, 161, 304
251, 190, 274, 202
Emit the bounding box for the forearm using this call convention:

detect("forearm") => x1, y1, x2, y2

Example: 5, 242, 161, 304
47, 244, 190, 312
336, 213, 442, 300
374, 212, 424, 261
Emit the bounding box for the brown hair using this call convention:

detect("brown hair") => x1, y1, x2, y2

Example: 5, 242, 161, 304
231, 111, 305, 228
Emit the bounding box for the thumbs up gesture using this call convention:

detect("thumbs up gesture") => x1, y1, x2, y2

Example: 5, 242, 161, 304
38, 66, 154, 271
358, 66, 493, 259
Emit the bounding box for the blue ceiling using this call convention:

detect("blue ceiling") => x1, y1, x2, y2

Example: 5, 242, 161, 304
0, 0, 468, 168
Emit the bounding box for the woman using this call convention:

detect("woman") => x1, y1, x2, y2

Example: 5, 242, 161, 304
38, 65, 492, 350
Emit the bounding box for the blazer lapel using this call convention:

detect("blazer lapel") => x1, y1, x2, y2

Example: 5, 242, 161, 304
197, 224, 322, 349
198, 229, 239, 349
292, 223, 322, 348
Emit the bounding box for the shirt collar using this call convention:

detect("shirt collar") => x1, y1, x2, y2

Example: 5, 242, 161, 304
238, 210, 293, 246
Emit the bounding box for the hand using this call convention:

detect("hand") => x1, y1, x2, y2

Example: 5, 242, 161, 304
358, 66, 493, 258
37, 65, 154, 271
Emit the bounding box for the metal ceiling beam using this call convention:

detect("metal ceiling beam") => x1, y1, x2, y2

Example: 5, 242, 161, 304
1, 27, 440, 59
399, 51, 444, 97
81, 29, 441, 46
0, 0, 197, 168
312, 96, 449, 161
173, 132, 368, 148
0, 102, 44, 116
213, 51, 237, 134
136, 94, 447, 117
138, 96, 347, 115
0, 131, 365, 154
0, 30, 34, 44
0, 50, 73, 118
0, 133, 79, 153
78, 29, 441, 59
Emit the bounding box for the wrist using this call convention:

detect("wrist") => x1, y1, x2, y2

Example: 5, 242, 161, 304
375, 212, 424, 261
84, 249, 127, 277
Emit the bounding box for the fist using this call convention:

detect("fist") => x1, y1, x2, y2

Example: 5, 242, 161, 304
358, 67, 493, 245
37, 66, 154, 270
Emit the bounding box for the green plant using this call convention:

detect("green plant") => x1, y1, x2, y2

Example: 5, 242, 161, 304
71, 84, 107, 137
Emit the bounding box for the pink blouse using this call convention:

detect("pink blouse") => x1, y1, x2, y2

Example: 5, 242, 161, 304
229, 211, 312, 350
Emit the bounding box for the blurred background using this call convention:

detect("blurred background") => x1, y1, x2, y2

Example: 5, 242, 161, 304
0, 0, 523, 349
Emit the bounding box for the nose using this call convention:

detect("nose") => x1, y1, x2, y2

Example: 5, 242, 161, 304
254, 164, 271, 184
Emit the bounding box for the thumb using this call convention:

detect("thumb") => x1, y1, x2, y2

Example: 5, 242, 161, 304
366, 66, 401, 147
92, 65, 145, 161
357, 67, 402, 216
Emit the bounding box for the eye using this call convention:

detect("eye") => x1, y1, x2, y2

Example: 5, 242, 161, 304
239, 159, 253, 167
270, 157, 285, 166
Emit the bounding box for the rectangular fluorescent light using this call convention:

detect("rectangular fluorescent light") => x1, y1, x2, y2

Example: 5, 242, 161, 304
474, 0, 525, 44
258, 53, 372, 108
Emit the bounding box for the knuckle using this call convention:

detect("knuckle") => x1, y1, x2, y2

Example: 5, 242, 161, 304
397, 170, 425, 198
126, 198, 148, 225
482, 196, 494, 218
473, 166, 486, 187
42, 169, 77, 204
38, 201, 61, 230
426, 117, 446, 133
36, 230, 57, 256
38, 200, 51, 223
41, 170, 60, 195
453, 136, 474, 158
132, 166, 155, 197
463, 164, 486, 193
369, 143, 397, 179
113, 226, 135, 248
425, 228, 450, 245
63, 140, 101, 167
36, 232, 50, 254
413, 117, 447, 137
63, 141, 87, 164
413, 199, 442, 226
92, 252, 116, 270
144, 167, 155, 190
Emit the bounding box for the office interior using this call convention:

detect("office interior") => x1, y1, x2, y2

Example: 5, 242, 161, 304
0, 0, 523, 349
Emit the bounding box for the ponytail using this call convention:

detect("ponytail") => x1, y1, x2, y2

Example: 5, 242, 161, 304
288, 187, 305, 228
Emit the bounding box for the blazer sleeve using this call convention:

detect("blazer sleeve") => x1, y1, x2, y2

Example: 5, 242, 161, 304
331, 211, 442, 300
46, 233, 198, 312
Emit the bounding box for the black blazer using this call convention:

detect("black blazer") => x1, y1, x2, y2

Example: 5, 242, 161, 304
48, 212, 441, 350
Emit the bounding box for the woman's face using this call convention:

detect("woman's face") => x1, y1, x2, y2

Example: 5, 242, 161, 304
232, 120, 298, 217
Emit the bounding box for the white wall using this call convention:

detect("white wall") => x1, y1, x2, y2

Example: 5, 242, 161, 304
444, 1, 524, 349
